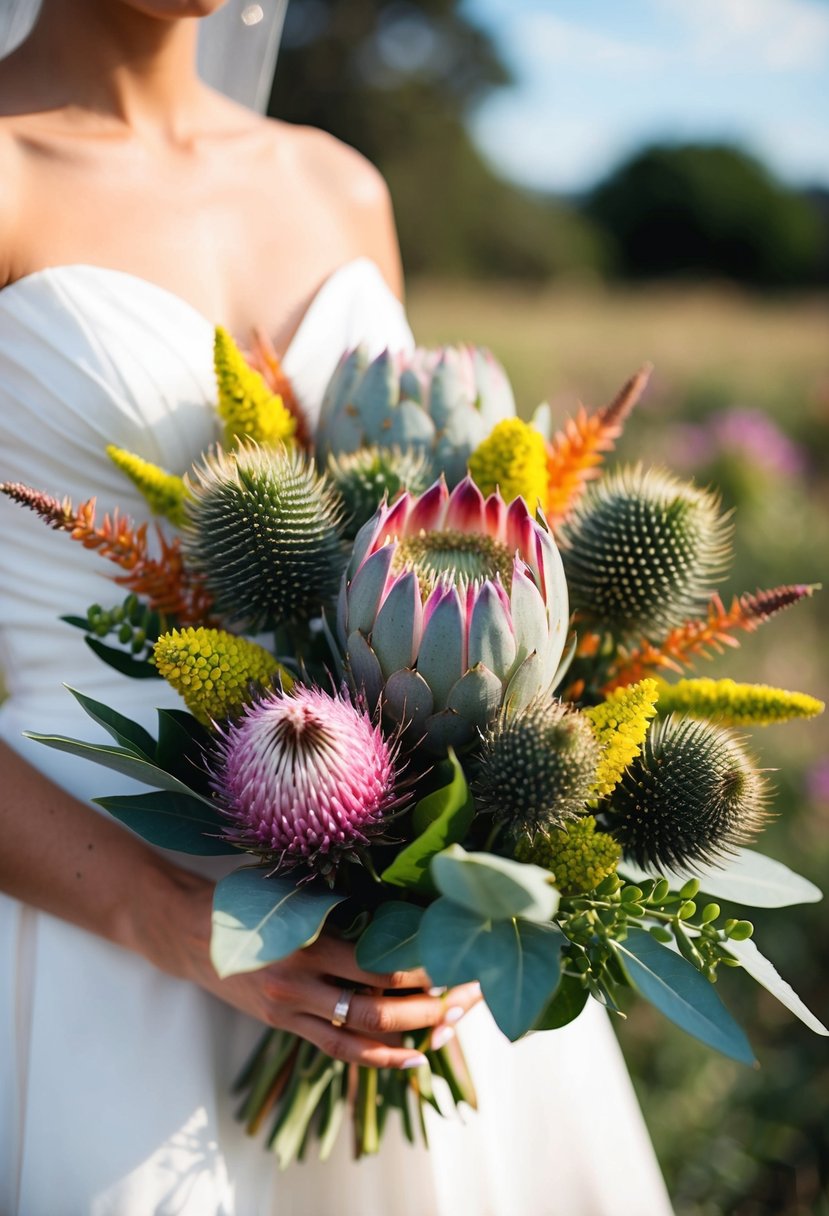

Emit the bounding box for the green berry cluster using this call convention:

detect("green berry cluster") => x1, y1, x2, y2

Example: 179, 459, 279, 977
84, 594, 160, 658
556, 873, 753, 1004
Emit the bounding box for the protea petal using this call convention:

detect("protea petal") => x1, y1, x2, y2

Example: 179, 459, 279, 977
467, 581, 517, 680
370, 571, 423, 677
506, 495, 535, 557
445, 663, 504, 729
383, 668, 434, 733
346, 630, 384, 709
407, 478, 450, 534
504, 650, 545, 714
445, 476, 486, 534
510, 559, 550, 669
345, 544, 394, 637
484, 491, 508, 544
417, 586, 465, 710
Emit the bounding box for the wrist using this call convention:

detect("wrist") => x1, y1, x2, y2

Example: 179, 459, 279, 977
118, 857, 213, 982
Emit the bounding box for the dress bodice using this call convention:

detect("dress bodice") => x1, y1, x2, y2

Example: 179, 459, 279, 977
0, 259, 413, 767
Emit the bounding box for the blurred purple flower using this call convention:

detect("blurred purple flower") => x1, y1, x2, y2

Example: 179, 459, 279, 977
711, 408, 806, 477
806, 759, 829, 806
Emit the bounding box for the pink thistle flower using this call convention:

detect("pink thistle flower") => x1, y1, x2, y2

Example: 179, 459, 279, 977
210, 685, 405, 868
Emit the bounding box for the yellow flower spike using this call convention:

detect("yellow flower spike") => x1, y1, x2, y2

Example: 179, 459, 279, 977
106, 446, 189, 528
153, 627, 291, 724
468, 418, 548, 508
516, 816, 621, 895
585, 678, 659, 799
214, 327, 297, 449
655, 677, 825, 727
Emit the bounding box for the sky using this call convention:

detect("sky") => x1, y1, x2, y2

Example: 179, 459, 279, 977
464, 0, 829, 195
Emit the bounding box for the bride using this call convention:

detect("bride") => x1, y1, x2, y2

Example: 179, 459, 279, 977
0, 2, 673, 1213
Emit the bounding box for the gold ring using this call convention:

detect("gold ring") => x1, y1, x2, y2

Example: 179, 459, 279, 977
330, 988, 354, 1028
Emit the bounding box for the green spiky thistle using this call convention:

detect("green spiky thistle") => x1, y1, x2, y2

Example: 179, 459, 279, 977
561, 466, 732, 640
601, 715, 770, 871
326, 446, 431, 540
184, 442, 346, 628
475, 698, 600, 843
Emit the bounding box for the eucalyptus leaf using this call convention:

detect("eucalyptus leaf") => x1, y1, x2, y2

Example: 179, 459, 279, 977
355, 902, 424, 973
211, 868, 345, 978
23, 732, 215, 805
725, 937, 828, 1036
533, 974, 589, 1031
620, 848, 822, 909
156, 708, 212, 793
417, 898, 563, 1040
65, 685, 156, 759
85, 636, 160, 679
94, 790, 237, 855
432, 844, 559, 923
615, 927, 755, 1064
381, 751, 474, 892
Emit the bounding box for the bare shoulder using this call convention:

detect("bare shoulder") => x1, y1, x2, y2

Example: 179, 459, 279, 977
269, 121, 403, 297
0, 125, 23, 286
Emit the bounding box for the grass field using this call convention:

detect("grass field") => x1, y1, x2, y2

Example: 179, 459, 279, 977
410, 280, 829, 1216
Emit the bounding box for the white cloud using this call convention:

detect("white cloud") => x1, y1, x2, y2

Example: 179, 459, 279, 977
509, 11, 665, 72
660, 0, 829, 72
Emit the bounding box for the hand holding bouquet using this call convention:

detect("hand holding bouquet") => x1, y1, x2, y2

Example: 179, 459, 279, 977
4, 331, 824, 1167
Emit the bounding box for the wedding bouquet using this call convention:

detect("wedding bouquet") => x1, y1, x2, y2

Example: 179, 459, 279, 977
3, 332, 825, 1168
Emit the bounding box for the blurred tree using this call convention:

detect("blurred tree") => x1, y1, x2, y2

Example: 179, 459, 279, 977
587, 144, 824, 287
269, 0, 606, 280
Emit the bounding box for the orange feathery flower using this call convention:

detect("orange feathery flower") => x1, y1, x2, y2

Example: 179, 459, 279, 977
604, 584, 818, 690
544, 363, 652, 526
1, 482, 211, 624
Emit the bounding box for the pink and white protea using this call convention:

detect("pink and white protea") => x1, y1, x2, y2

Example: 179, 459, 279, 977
315, 344, 516, 487
336, 476, 570, 753
210, 685, 404, 867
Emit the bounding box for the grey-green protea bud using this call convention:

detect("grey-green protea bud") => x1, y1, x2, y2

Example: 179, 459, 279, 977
326, 446, 431, 540
602, 715, 770, 871
476, 699, 600, 841
561, 466, 732, 640
184, 442, 345, 628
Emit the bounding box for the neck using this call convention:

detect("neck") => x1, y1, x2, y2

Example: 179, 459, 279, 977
12, 0, 206, 131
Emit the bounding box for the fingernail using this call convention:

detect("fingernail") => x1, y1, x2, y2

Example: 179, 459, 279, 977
428, 986, 447, 997
443, 1005, 465, 1026
431, 1024, 455, 1050
401, 1053, 429, 1069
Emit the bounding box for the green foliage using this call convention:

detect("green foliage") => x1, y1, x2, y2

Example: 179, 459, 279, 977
431, 844, 560, 922
380, 748, 475, 891
355, 901, 425, 972
588, 143, 824, 286
210, 868, 344, 978
94, 791, 238, 856
417, 897, 564, 1040
615, 928, 755, 1064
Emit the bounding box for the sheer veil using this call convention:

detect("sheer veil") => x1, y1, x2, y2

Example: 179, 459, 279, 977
0, 0, 287, 114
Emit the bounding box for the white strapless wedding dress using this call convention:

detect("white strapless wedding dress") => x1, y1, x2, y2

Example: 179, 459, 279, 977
0, 259, 673, 1216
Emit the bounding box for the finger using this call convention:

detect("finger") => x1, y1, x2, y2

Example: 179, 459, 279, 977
290, 1013, 429, 1071
301, 935, 432, 991
430, 982, 483, 1049
303, 980, 451, 1036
